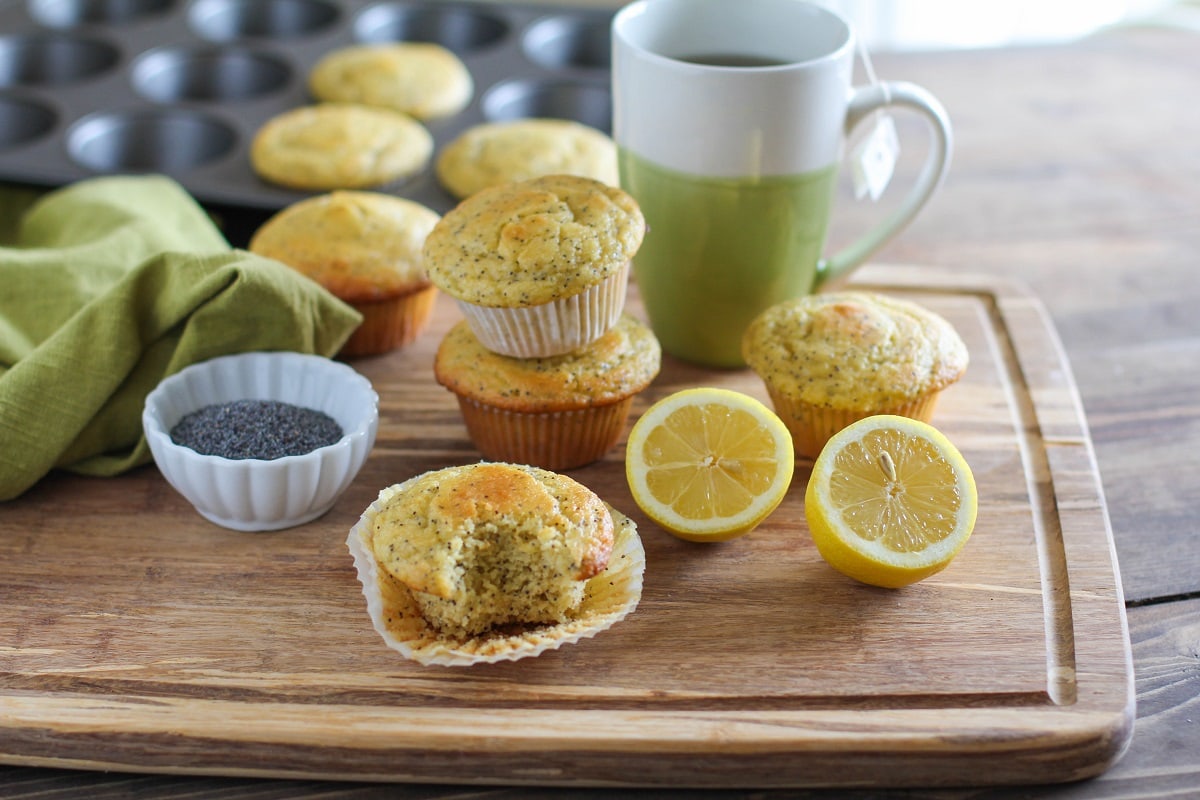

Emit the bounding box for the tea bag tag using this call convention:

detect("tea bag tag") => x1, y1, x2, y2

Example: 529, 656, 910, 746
850, 39, 899, 202
851, 113, 899, 201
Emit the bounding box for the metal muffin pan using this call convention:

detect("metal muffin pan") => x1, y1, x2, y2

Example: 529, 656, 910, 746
0, 0, 615, 214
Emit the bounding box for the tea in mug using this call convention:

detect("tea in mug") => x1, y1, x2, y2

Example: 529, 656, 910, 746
676, 53, 791, 68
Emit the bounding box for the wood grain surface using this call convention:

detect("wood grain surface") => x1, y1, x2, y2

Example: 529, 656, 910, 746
2, 17, 1199, 800
0, 267, 1133, 788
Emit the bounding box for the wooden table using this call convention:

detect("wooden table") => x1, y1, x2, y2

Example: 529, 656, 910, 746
3, 21, 1198, 800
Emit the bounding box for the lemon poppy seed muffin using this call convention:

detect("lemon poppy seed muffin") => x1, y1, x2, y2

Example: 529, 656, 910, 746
423, 174, 645, 357
346, 463, 647, 665
435, 314, 661, 469
373, 463, 612, 638
742, 291, 969, 458
435, 119, 618, 200
308, 43, 473, 121
249, 191, 441, 356
250, 103, 433, 191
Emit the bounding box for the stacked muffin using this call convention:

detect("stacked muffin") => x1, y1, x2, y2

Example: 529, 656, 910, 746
424, 174, 661, 470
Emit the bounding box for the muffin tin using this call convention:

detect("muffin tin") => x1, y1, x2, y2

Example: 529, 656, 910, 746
0, 0, 615, 214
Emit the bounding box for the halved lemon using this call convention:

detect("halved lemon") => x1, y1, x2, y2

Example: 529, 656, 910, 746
805, 414, 977, 588
625, 387, 795, 542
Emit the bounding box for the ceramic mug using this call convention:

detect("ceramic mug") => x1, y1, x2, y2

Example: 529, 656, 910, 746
612, 0, 953, 367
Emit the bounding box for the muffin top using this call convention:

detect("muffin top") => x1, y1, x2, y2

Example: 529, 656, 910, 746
308, 43, 473, 121
422, 174, 644, 308
434, 314, 661, 411
742, 291, 969, 410
250, 103, 433, 191
369, 462, 614, 599
436, 119, 618, 200
248, 191, 440, 302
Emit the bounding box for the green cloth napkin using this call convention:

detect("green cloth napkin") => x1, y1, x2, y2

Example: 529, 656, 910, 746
0, 175, 362, 501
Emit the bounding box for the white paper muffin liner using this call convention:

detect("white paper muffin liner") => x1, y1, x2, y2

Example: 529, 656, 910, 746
455, 262, 629, 358
346, 487, 646, 667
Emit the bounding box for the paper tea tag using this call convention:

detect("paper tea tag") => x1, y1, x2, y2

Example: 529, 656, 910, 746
851, 113, 900, 202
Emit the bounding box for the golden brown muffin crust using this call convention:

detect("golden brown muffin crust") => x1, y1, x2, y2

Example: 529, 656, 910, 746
434, 314, 661, 411
308, 43, 473, 120
250, 103, 433, 191
435, 119, 618, 199
370, 463, 614, 598
742, 291, 969, 411
346, 493, 645, 664
249, 191, 439, 302
422, 174, 645, 308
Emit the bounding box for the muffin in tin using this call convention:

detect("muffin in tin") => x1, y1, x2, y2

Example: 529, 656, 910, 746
434, 314, 661, 470
423, 174, 645, 358
742, 291, 969, 458
250, 103, 433, 191
308, 43, 473, 121
436, 118, 618, 200
249, 190, 441, 357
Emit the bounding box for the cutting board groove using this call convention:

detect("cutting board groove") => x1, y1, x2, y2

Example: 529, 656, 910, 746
0, 265, 1134, 788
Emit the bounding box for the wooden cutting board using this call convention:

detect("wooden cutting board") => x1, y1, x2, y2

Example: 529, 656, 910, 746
0, 265, 1134, 789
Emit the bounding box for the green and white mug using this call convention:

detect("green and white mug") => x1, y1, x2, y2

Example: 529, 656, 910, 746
612, 0, 952, 367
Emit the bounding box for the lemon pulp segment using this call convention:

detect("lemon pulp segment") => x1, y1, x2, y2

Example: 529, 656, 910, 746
643, 401, 783, 519
626, 388, 794, 541
828, 427, 965, 553
805, 415, 977, 587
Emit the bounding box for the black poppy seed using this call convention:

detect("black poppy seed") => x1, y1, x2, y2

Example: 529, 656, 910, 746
169, 399, 343, 460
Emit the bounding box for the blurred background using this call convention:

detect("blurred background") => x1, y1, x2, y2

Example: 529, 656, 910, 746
549, 0, 1200, 50
820, 0, 1198, 50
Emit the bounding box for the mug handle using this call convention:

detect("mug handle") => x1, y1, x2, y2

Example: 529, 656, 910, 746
814, 81, 953, 287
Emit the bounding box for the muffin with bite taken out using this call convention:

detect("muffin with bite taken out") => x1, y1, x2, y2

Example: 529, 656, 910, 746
346, 462, 646, 666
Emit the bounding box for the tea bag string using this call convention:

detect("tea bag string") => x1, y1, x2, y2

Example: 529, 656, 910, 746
857, 34, 882, 107
849, 32, 901, 202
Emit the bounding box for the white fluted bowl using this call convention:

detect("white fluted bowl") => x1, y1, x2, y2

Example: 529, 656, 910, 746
142, 352, 379, 531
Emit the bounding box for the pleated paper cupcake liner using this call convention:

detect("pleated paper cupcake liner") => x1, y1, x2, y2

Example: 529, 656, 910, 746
767, 390, 943, 459
346, 495, 645, 667
339, 284, 439, 358
455, 262, 629, 358
454, 395, 634, 471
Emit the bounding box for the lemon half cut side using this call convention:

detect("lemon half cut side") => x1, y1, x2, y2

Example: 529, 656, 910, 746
805, 414, 978, 588
625, 387, 795, 542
